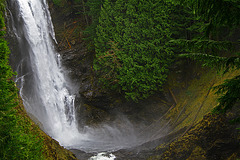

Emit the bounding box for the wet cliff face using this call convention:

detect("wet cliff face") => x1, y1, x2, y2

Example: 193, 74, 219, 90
47, 1, 112, 125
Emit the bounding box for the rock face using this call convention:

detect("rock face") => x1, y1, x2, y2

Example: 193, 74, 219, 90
48, 1, 112, 125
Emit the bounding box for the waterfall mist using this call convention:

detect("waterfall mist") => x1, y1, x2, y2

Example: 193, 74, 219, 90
7, 0, 169, 154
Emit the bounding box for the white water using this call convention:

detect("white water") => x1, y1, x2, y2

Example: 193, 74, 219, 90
89, 152, 116, 160
10, 0, 146, 156
14, 0, 81, 144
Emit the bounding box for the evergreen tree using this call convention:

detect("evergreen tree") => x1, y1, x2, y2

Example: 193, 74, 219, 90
170, 0, 240, 113
84, 0, 103, 43
94, 0, 174, 101
0, 0, 18, 157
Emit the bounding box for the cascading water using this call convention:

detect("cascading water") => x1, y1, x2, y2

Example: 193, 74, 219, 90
8, 0, 141, 154
7, 0, 170, 158
8, 0, 82, 145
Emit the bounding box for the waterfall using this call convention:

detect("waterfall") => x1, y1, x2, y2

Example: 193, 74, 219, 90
8, 0, 82, 145
8, 0, 161, 156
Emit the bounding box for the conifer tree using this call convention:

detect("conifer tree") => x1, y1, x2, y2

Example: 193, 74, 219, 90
94, 0, 174, 101
84, 0, 103, 42
170, 0, 240, 113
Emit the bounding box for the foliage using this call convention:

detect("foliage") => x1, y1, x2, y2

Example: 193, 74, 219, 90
171, 0, 240, 113
172, 39, 234, 55
94, 0, 174, 101
51, 0, 77, 7
168, 0, 240, 35
179, 53, 240, 73
53, 0, 240, 110
213, 75, 240, 113
52, 0, 73, 6
0, 1, 44, 159
3, 105, 45, 160
51, 0, 195, 101
84, 0, 103, 43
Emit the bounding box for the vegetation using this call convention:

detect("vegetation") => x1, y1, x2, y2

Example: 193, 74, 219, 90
93, 0, 174, 101
51, 0, 240, 106
169, 0, 240, 113
52, 0, 183, 101
149, 113, 239, 160
0, 1, 45, 159
53, 0, 240, 107
4, 0, 239, 158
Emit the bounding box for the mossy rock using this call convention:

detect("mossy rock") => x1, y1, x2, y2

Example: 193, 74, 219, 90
186, 146, 206, 160
17, 99, 77, 160
149, 113, 240, 160
81, 104, 111, 126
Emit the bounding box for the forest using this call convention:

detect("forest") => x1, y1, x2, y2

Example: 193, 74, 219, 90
53, 0, 240, 110
1, 0, 240, 159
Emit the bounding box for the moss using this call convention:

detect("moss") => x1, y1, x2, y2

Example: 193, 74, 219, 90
16, 99, 77, 160
42, 135, 77, 160
186, 146, 206, 160
151, 112, 240, 160
156, 142, 168, 150
227, 153, 238, 160
148, 155, 162, 160
167, 68, 240, 131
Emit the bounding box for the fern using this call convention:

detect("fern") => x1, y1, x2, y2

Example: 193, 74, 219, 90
172, 0, 240, 114
171, 39, 234, 54
179, 53, 240, 73
213, 75, 240, 113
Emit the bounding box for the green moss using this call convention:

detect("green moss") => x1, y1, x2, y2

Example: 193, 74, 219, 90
156, 143, 168, 150
151, 113, 229, 159
150, 67, 240, 159
186, 146, 206, 160
167, 68, 240, 130
13, 101, 45, 160
17, 100, 77, 160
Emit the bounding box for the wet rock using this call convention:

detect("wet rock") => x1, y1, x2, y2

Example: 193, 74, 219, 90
75, 103, 112, 127
70, 149, 94, 160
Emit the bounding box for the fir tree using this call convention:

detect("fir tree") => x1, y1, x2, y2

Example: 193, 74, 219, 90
94, 0, 174, 101
171, 0, 240, 113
